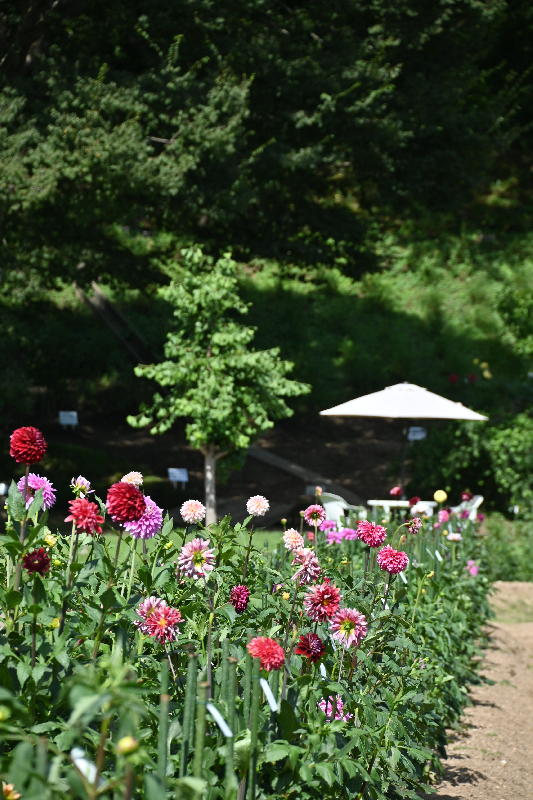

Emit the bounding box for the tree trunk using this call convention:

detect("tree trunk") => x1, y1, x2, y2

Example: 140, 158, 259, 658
204, 445, 217, 525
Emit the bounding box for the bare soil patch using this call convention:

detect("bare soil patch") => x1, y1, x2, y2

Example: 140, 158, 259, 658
436, 582, 533, 799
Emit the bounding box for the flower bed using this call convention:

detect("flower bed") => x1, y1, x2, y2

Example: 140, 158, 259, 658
0, 429, 491, 799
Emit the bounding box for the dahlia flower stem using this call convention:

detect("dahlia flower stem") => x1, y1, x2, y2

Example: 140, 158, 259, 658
13, 465, 30, 593
221, 638, 229, 704
31, 575, 37, 669
225, 656, 238, 798
113, 528, 124, 571
347, 644, 361, 681
179, 652, 198, 778
314, 521, 318, 559
242, 522, 256, 581
126, 539, 138, 604
92, 715, 110, 798
65, 522, 77, 584
207, 612, 214, 700
247, 658, 261, 800
164, 644, 177, 681
193, 681, 209, 779
243, 642, 253, 726
362, 550, 371, 592
283, 575, 300, 650
157, 660, 170, 789
409, 575, 428, 633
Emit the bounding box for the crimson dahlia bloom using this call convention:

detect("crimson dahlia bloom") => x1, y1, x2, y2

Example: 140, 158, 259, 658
303, 579, 341, 622
296, 632, 325, 663
247, 637, 285, 671
10, 427, 47, 464
106, 482, 145, 523
65, 497, 104, 535
356, 521, 386, 548
22, 548, 50, 576
146, 606, 183, 643
408, 496, 420, 506
462, 491, 474, 501
230, 585, 250, 613
377, 545, 409, 574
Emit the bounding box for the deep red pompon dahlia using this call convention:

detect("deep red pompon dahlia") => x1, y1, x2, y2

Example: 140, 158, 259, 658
296, 632, 325, 663
10, 427, 47, 465
106, 482, 145, 523
65, 497, 105, 535
22, 548, 50, 576
247, 637, 285, 671
230, 585, 250, 614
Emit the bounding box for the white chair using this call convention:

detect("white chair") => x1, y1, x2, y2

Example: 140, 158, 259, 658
450, 494, 484, 521
320, 492, 366, 527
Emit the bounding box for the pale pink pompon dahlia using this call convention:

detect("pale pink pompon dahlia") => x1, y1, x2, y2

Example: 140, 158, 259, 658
291, 548, 321, 585
178, 537, 215, 579
180, 499, 206, 524
283, 528, 304, 551
246, 495, 270, 517
357, 520, 387, 548
330, 608, 368, 647
303, 504, 326, 526
121, 471, 143, 488
377, 545, 409, 574
247, 637, 285, 671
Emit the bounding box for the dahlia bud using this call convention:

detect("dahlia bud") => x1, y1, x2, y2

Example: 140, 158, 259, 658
116, 736, 139, 755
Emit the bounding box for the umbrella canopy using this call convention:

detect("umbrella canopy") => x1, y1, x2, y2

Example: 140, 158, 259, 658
320, 382, 488, 421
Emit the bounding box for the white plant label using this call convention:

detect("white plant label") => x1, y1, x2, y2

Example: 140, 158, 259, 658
206, 703, 233, 737
260, 678, 279, 712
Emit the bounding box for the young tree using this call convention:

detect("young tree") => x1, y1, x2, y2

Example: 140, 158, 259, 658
127, 246, 310, 523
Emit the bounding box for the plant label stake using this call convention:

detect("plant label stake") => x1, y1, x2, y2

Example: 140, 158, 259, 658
260, 678, 278, 712
206, 703, 233, 737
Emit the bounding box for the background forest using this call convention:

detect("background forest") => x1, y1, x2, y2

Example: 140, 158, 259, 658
3, 0, 533, 513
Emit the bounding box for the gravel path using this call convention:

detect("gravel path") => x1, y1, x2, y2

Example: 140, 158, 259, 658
436, 582, 533, 800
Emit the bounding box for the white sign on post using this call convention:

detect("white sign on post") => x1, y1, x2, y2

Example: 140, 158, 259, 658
407, 426, 427, 442
168, 468, 189, 490
59, 411, 78, 430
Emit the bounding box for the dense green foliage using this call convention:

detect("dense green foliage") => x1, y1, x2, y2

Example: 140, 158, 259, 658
0, 456, 490, 798
479, 514, 533, 582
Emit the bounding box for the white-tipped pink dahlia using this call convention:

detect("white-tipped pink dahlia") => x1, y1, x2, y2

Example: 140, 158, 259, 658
303, 504, 326, 526
330, 608, 368, 647
283, 528, 304, 551
121, 471, 143, 488
135, 596, 167, 634
180, 499, 206, 524
246, 495, 270, 517
291, 548, 321, 585
178, 537, 215, 579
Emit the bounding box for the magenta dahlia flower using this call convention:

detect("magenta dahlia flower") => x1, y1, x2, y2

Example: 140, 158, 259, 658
230, 584, 250, 613
178, 537, 215, 579
326, 529, 344, 545
283, 528, 304, 551
135, 596, 167, 634
317, 695, 353, 721
64, 497, 104, 535
124, 496, 163, 540
377, 545, 409, 574
10, 426, 47, 464
303, 505, 326, 526
106, 482, 145, 523
180, 499, 206, 524
462, 491, 474, 501
145, 606, 183, 643
17, 473, 56, 510
356, 520, 386, 548
407, 517, 422, 534
319, 519, 337, 532
247, 637, 285, 671
460, 509, 470, 519
341, 527, 358, 540
303, 579, 341, 622
296, 632, 325, 662
291, 548, 321, 585
246, 495, 270, 517
330, 608, 367, 647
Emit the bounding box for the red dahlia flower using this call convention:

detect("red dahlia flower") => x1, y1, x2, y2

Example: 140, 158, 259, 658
22, 548, 50, 576
65, 497, 104, 535
303, 579, 341, 622
106, 482, 145, 523
296, 633, 325, 663
461, 491, 473, 501
145, 606, 183, 643
9, 427, 47, 465
230, 585, 250, 614
247, 637, 285, 671
408, 496, 420, 506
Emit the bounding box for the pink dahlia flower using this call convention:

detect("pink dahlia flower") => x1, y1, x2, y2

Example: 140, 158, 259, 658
466, 560, 479, 576
65, 497, 104, 535
317, 695, 353, 721
407, 517, 422, 535
306, 530, 314, 542
447, 532, 462, 542
121, 471, 143, 488
247, 637, 285, 671
390, 486, 402, 497
70, 476, 93, 496
357, 520, 387, 548
124, 496, 163, 540
17, 473, 56, 510
283, 528, 304, 551
246, 495, 270, 517
477, 513, 484, 522
135, 596, 167, 634
326, 529, 344, 545
178, 537, 215, 579
145, 606, 183, 643
291, 548, 321, 585
180, 500, 206, 524
296, 632, 325, 662
433, 522, 441, 530
438, 509, 449, 523
341, 527, 358, 540
330, 608, 367, 647
460, 509, 470, 519
303, 504, 326, 526
230, 584, 250, 613
319, 519, 337, 532
377, 545, 409, 574
462, 491, 474, 501
303, 579, 341, 622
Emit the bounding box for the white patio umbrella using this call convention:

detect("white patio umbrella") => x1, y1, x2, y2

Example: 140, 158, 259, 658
320, 382, 488, 494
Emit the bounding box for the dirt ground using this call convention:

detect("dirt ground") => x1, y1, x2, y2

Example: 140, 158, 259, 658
435, 581, 533, 800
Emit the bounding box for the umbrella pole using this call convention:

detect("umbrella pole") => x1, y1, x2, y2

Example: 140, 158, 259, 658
400, 423, 409, 499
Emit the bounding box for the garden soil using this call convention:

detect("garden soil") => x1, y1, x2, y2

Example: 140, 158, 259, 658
435, 581, 533, 800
